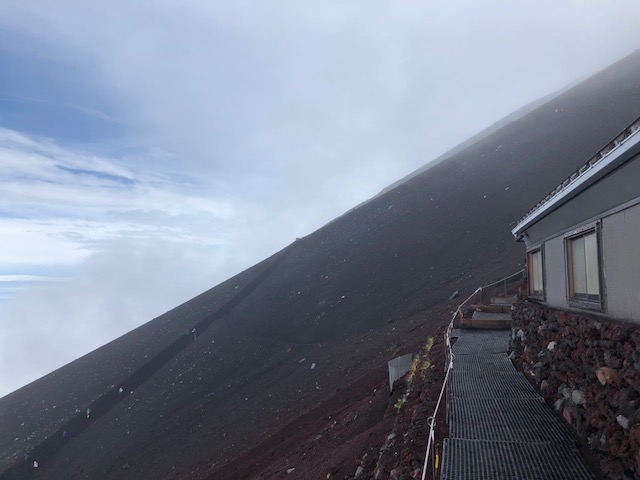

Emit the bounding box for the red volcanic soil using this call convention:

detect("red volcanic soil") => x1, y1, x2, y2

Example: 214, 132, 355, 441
211, 327, 448, 480
1, 51, 640, 479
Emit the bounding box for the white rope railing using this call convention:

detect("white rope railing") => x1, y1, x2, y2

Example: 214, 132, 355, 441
420, 356, 452, 480
420, 287, 480, 480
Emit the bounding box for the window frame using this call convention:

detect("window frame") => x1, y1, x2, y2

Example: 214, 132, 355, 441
564, 222, 605, 311
527, 246, 545, 300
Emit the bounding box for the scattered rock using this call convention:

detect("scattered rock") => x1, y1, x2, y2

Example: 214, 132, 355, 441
547, 341, 556, 351
617, 415, 630, 430
563, 406, 573, 425
449, 290, 459, 300
571, 390, 586, 405
355, 466, 364, 478
629, 424, 640, 450
596, 366, 620, 386
605, 350, 623, 369
287, 467, 295, 474
620, 400, 636, 417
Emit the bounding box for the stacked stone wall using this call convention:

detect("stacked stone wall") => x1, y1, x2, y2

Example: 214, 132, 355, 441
511, 300, 640, 479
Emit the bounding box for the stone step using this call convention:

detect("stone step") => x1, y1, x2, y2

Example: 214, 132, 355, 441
470, 304, 511, 313
491, 296, 518, 304
459, 311, 512, 329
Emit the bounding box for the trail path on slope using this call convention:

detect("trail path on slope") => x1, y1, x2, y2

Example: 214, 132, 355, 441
0, 247, 293, 480
442, 329, 596, 480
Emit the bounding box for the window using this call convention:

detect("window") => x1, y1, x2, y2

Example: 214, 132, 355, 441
566, 228, 601, 305
527, 249, 544, 297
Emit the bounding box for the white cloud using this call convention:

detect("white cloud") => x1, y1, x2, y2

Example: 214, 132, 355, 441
0, 128, 292, 396
0, 237, 241, 394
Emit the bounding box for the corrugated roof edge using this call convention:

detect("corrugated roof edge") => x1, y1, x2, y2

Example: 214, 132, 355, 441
511, 116, 640, 239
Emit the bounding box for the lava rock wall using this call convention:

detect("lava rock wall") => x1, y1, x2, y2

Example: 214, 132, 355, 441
511, 300, 640, 479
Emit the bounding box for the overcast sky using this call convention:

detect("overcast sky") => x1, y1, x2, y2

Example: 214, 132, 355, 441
1, 1, 640, 398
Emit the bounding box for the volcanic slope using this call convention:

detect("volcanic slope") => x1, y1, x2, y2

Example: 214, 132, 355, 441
2, 50, 640, 480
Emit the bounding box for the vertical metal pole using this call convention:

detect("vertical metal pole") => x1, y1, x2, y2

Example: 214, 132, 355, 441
432, 436, 436, 479
445, 377, 449, 424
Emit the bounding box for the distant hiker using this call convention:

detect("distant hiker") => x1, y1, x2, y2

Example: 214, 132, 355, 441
86, 407, 92, 418
23, 453, 28, 463
191, 327, 197, 341
63, 431, 68, 440
33, 461, 38, 468
119, 387, 123, 395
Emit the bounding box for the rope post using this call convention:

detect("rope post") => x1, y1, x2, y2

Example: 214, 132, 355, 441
421, 359, 453, 480
431, 428, 436, 479
445, 369, 450, 425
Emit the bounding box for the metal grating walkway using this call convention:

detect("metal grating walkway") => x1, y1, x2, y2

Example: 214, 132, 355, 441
443, 439, 596, 480
451, 371, 541, 400
453, 354, 515, 373
449, 398, 573, 443
442, 329, 595, 479
451, 329, 511, 355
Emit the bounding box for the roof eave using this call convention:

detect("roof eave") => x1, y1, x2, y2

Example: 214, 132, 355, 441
511, 131, 640, 238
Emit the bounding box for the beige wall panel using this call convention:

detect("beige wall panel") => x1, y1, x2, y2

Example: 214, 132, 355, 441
602, 203, 640, 323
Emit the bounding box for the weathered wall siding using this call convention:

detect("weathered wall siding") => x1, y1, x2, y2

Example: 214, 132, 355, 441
603, 203, 640, 323
511, 300, 640, 479
543, 236, 567, 308
530, 201, 640, 322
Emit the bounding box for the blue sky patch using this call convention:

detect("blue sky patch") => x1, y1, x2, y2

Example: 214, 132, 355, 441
0, 28, 125, 143
57, 166, 136, 186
